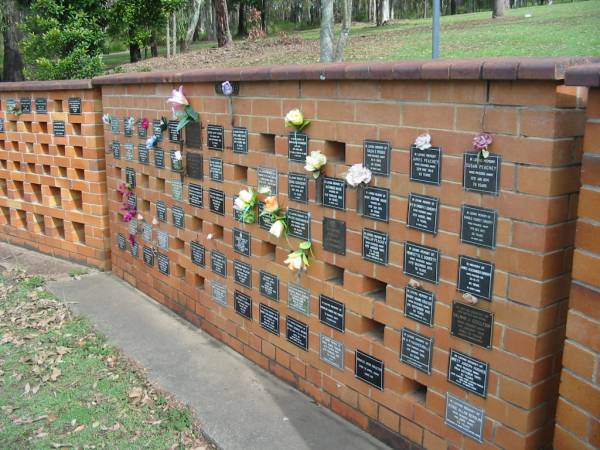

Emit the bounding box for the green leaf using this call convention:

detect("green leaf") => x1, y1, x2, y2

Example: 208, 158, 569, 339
298, 119, 311, 131
299, 241, 312, 250
302, 254, 309, 265
175, 118, 188, 132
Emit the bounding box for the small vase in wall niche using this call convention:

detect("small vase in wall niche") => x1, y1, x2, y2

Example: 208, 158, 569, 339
356, 184, 365, 215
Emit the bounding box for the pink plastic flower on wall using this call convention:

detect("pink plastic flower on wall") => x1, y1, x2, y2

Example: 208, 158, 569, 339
166, 86, 189, 114
473, 132, 493, 159
141, 118, 150, 129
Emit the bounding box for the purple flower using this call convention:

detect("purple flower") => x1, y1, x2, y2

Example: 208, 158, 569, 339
473, 132, 493, 151
221, 81, 233, 96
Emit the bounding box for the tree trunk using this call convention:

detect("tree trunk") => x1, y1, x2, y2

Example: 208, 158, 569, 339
261, 0, 268, 31
2, 0, 26, 82
129, 43, 142, 63
334, 0, 353, 61
151, 37, 159, 57
213, 0, 232, 46
320, 0, 334, 62
450, 0, 457, 14
184, 0, 203, 51
238, 2, 248, 36
493, 0, 507, 17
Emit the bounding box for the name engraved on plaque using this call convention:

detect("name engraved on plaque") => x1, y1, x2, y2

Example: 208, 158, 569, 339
124, 143, 134, 160
143, 246, 154, 266
190, 241, 206, 267
410, 145, 442, 185
288, 172, 308, 203
403, 242, 440, 284
463, 152, 501, 195
355, 350, 384, 390
157, 230, 168, 250
168, 120, 181, 143
445, 393, 484, 443
208, 189, 225, 215
234, 290, 252, 319
362, 228, 389, 265
117, 233, 126, 250
286, 316, 309, 351
172, 206, 185, 229
404, 286, 435, 327
211, 280, 227, 306
232, 127, 248, 154
186, 152, 203, 180
363, 187, 389, 222
112, 141, 121, 159
322, 177, 346, 210
209, 157, 224, 182
320, 334, 344, 369
258, 202, 273, 230
460, 205, 497, 249
400, 328, 433, 374
20, 97, 32, 114
211, 251, 227, 277
207, 124, 224, 150
448, 349, 489, 397
157, 253, 169, 275
152, 119, 162, 141
156, 201, 167, 222
451, 302, 493, 349
233, 228, 251, 256
125, 167, 136, 187
319, 295, 345, 332
257, 166, 278, 195
288, 283, 310, 316
286, 208, 311, 240
138, 144, 149, 165
259, 271, 279, 301
124, 118, 133, 137
364, 140, 390, 176
0, 119, 4, 133
288, 132, 308, 162
188, 183, 203, 208
185, 121, 201, 149
35, 98, 47, 113
154, 148, 165, 168
407, 193, 440, 235
130, 241, 139, 258
53, 121, 65, 137
67, 97, 81, 115
127, 218, 138, 236
127, 193, 137, 210
457, 255, 494, 301
171, 178, 183, 201
138, 118, 147, 139
142, 223, 152, 242
259, 304, 280, 336
233, 260, 252, 288
323, 218, 346, 256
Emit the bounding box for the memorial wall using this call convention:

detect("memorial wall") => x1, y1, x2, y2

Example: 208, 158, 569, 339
94, 59, 589, 449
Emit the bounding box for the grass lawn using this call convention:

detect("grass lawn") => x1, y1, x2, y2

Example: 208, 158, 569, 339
0, 270, 211, 449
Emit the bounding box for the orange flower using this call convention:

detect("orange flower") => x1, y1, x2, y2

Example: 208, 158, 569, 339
263, 195, 279, 213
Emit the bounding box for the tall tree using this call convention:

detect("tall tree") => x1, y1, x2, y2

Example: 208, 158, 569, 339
183, 0, 203, 51
320, 0, 353, 62
213, 0, 232, 46
334, 0, 353, 61
493, 0, 508, 17
1, 0, 27, 81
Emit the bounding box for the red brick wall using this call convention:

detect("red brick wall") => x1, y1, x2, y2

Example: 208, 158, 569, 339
0, 84, 110, 269
101, 71, 586, 449
554, 86, 600, 450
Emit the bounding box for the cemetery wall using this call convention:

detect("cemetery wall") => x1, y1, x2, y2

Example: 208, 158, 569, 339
0, 81, 110, 269
554, 65, 600, 450
95, 59, 590, 449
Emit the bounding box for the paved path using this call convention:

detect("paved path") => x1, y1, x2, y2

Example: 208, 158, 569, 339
42, 270, 389, 450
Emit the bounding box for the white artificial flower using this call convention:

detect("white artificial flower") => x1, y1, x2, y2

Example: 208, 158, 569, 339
152, 217, 159, 225
146, 135, 158, 148
207, 233, 213, 240
221, 81, 233, 96
304, 151, 327, 173
269, 220, 285, 238
174, 150, 182, 161
234, 197, 247, 211
414, 133, 432, 150
284, 252, 304, 271
345, 164, 372, 187
137, 213, 144, 221
285, 109, 304, 127
238, 189, 254, 204
102, 114, 112, 125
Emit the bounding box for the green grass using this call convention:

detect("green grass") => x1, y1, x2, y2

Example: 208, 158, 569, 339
0, 271, 207, 449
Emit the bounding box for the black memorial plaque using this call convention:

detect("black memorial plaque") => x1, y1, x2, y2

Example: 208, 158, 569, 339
138, 144, 149, 165
234, 290, 252, 319
288, 172, 308, 203
67, 97, 81, 115
152, 119, 162, 141
286, 208, 311, 240
451, 302, 493, 349
363, 187, 389, 222
112, 141, 121, 159
448, 349, 489, 397
322, 177, 346, 210
288, 132, 308, 162
157, 253, 170, 275
257, 166, 278, 195
190, 241, 206, 267
207, 124, 224, 150
457, 255, 494, 301
211, 281, 227, 306
0, 119, 4, 133
288, 283, 311, 316
400, 328, 434, 374
35, 98, 47, 113
138, 119, 147, 139
403, 242, 440, 284
130, 241, 139, 258
124, 118, 133, 137
125, 168, 136, 187
232, 127, 248, 154
117, 233, 126, 250
127, 193, 137, 210
172, 206, 185, 229
407, 193, 440, 235
410, 145, 442, 185
259, 271, 279, 301
20, 97, 31, 114
233, 196, 243, 223
188, 183, 203, 208
463, 152, 501, 195
460, 205, 497, 249
259, 304, 280, 336
319, 295, 345, 332
124, 143, 134, 160
170, 150, 183, 172
156, 201, 167, 222
404, 286, 435, 327
209, 157, 224, 182
233, 228, 251, 257
355, 350, 384, 390
286, 316, 309, 351
154, 148, 165, 168
185, 121, 201, 149
320, 334, 344, 369
362, 228, 389, 265
233, 260, 252, 288
186, 152, 203, 179
143, 246, 154, 266
323, 218, 346, 256
258, 202, 274, 230
363, 140, 391, 176
445, 394, 484, 443
111, 117, 120, 134
208, 189, 225, 215
211, 251, 227, 277
53, 121, 65, 137
168, 120, 181, 143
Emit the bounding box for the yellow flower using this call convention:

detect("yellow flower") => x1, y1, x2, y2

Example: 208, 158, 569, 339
285, 109, 304, 127
263, 196, 279, 213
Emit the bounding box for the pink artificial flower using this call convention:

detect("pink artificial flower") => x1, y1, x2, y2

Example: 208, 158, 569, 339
166, 85, 189, 114
122, 210, 136, 223
473, 132, 493, 151
117, 182, 128, 196
141, 117, 149, 129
